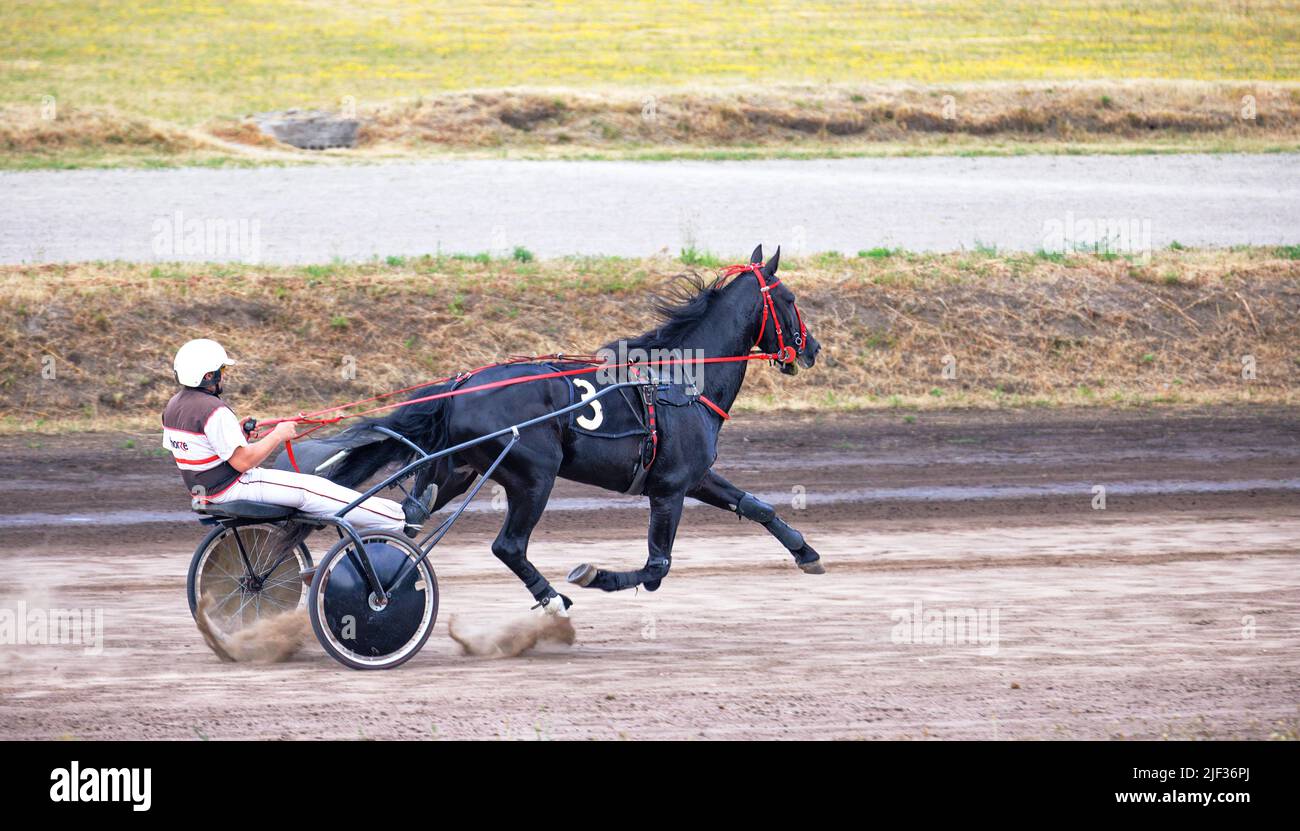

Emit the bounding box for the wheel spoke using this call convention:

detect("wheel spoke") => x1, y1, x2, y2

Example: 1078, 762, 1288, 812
233, 590, 256, 621
251, 530, 275, 575
260, 593, 292, 611
261, 571, 303, 587
206, 553, 242, 581
244, 529, 267, 574
211, 584, 243, 610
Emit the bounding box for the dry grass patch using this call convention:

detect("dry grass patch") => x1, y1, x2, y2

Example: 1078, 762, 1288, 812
6, 81, 1300, 168
359, 82, 1300, 153
0, 105, 197, 154
0, 105, 305, 169
1, 249, 1296, 432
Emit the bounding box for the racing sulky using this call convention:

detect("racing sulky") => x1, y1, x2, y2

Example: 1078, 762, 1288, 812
324, 245, 823, 611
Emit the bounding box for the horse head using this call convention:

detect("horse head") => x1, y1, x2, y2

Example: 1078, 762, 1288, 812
745, 244, 820, 376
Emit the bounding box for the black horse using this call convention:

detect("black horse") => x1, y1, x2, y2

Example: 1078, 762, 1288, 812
325, 245, 822, 609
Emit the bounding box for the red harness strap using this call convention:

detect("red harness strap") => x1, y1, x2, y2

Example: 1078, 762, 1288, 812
640, 385, 659, 469
698, 395, 730, 420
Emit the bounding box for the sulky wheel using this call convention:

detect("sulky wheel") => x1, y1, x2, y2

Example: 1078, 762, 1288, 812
187, 524, 312, 630
308, 532, 439, 670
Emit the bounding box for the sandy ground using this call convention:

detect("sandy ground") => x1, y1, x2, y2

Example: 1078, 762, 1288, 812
0, 407, 1297, 739
2, 154, 1299, 262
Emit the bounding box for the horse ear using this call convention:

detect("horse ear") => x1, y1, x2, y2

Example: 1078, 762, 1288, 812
749, 244, 763, 265
763, 246, 781, 278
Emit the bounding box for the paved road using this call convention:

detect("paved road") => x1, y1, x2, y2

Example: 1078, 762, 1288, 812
2, 154, 1298, 263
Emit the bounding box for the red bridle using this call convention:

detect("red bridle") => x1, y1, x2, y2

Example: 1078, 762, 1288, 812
719, 262, 808, 365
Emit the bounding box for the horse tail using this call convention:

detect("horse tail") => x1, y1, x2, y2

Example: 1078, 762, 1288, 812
323, 382, 456, 490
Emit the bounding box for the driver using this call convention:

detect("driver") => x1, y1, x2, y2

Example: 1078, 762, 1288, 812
162, 338, 419, 537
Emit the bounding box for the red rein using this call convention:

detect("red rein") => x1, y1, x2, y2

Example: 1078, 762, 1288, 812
257, 264, 801, 449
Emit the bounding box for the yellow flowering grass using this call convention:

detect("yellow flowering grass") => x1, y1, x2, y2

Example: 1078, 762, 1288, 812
3, 1, 1297, 123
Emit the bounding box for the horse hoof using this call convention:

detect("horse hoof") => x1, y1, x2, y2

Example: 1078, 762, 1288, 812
537, 593, 571, 618
798, 559, 826, 575
642, 578, 661, 592
567, 563, 598, 587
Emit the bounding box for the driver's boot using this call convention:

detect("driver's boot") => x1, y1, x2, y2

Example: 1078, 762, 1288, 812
402, 484, 437, 539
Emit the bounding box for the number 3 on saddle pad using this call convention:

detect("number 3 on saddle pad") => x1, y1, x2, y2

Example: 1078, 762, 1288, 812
572, 378, 604, 430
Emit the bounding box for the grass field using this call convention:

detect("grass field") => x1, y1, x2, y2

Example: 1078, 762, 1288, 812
5, 1, 1299, 122
2, 247, 1296, 433
3, 2, 1298, 166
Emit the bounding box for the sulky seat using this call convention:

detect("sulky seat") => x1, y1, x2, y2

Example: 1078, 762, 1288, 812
194, 500, 300, 521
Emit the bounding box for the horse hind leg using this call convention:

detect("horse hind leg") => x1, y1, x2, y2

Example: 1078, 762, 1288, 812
736, 493, 825, 573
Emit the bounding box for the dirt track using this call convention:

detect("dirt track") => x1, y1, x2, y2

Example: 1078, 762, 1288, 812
1, 407, 1297, 739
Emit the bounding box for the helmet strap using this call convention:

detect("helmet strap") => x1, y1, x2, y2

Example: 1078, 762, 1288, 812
198, 368, 222, 396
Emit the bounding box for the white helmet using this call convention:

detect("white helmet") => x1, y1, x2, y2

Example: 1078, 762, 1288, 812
174, 338, 237, 387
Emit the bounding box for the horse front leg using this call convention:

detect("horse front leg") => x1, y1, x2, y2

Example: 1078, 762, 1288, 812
568, 491, 684, 592
688, 469, 824, 574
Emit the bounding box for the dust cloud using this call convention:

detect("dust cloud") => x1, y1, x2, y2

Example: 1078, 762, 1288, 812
195, 596, 311, 663
448, 612, 576, 658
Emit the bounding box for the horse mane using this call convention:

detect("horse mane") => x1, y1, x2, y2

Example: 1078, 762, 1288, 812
611, 271, 730, 351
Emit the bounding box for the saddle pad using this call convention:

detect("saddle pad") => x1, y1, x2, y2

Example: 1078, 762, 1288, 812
567, 376, 700, 439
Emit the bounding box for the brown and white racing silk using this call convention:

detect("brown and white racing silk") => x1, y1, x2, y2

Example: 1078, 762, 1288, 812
161, 387, 246, 498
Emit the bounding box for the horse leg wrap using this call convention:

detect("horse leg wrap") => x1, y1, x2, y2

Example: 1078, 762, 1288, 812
402, 484, 437, 526
525, 575, 554, 602
590, 569, 640, 592
765, 516, 805, 552
532, 588, 573, 613
640, 556, 671, 592
736, 493, 804, 551
735, 493, 775, 524
643, 556, 671, 581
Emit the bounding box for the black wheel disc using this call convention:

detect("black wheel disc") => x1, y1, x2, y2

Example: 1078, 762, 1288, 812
315, 537, 437, 668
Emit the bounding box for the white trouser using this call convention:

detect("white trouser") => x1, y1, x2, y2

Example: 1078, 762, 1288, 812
213, 467, 406, 535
